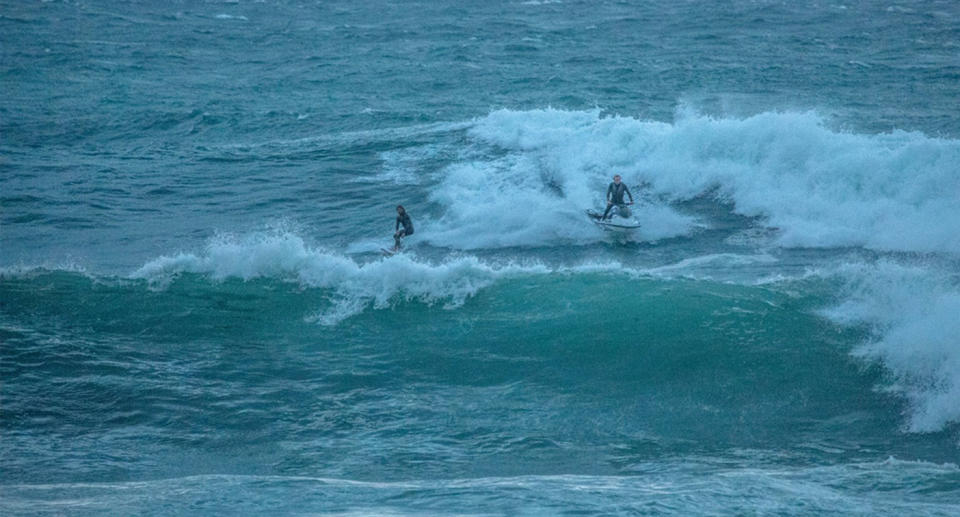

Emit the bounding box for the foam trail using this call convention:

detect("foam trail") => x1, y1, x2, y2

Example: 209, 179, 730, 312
645, 253, 779, 281
427, 108, 960, 253
353, 145, 440, 185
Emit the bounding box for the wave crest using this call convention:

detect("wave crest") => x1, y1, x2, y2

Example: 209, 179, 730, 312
131, 231, 551, 325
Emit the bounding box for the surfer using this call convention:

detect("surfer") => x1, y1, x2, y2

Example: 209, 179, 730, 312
601, 174, 633, 220
393, 205, 414, 251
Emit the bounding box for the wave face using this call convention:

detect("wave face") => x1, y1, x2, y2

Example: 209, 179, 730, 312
3, 0, 960, 514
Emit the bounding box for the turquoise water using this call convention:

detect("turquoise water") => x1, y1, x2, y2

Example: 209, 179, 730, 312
2, 0, 960, 515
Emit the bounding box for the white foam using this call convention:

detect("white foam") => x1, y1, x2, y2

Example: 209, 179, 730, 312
413, 110, 701, 249
428, 108, 960, 253
130, 231, 552, 325
820, 260, 960, 432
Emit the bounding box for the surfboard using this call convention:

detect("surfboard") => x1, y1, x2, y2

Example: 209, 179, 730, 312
381, 247, 399, 256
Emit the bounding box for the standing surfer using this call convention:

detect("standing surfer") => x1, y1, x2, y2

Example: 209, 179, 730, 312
602, 174, 634, 220
393, 205, 414, 251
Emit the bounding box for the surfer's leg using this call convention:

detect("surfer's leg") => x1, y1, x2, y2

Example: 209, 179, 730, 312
601, 203, 613, 220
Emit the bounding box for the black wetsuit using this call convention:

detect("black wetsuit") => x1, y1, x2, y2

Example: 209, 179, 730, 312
396, 213, 414, 236
394, 212, 414, 249
602, 182, 633, 219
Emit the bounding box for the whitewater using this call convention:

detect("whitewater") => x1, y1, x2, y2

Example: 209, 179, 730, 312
2, 0, 959, 515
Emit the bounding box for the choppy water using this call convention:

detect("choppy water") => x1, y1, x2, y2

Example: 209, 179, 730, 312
2, 0, 960, 515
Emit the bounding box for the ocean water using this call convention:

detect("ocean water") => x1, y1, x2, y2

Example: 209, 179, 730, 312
2, 0, 960, 514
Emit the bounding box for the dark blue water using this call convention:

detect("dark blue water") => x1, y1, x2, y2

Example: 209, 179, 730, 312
2, 1, 960, 514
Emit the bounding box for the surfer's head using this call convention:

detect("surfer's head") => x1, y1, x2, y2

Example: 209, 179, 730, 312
613, 175, 621, 183
396, 205, 405, 215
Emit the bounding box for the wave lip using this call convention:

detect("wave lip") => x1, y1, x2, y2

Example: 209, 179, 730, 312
130, 230, 551, 325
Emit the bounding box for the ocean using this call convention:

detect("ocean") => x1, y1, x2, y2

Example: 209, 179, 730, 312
2, 0, 959, 514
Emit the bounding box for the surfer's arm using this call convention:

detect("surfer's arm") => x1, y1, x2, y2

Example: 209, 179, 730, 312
625, 185, 634, 203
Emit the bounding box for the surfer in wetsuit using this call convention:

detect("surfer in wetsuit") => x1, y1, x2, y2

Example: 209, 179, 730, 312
393, 205, 414, 251
601, 174, 633, 220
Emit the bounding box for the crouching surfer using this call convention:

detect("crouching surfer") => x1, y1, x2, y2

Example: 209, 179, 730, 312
393, 205, 414, 251
602, 174, 634, 220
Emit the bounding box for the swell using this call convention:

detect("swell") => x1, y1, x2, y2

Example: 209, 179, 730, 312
3, 460, 960, 517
